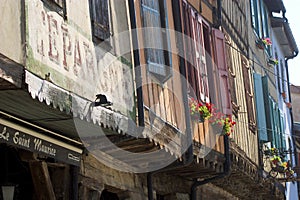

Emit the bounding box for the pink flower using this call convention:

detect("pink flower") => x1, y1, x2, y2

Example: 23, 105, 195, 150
262, 38, 272, 45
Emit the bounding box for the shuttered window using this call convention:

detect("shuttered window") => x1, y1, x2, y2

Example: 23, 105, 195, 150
250, 0, 260, 36
250, 0, 270, 54
213, 29, 231, 115
89, 0, 110, 41
268, 98, 286, 151
42, 0, 67, 18
141, 0, 171, 83
241, 56, 256, 132
182, 2, 209, 102
254, 73, 268, 141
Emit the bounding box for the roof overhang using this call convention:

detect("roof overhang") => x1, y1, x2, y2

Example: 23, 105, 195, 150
263, 0, 286, 13
271, 17, 299, 58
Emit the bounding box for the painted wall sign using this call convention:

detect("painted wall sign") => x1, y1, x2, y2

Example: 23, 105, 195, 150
26, 0, 134, 115
0, 120, 82, 166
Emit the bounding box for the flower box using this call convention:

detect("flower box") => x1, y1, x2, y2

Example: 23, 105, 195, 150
256, 38, 272, 50
189, 98, 214, 123
268, 58, 278, 65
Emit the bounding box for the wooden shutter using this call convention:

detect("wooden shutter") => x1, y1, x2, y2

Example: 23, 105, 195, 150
183, 4, 209, 102
241, 56, 256, 131
224, 35, 238, 115
212, 28, 231, 115
190, 12, 209, 101
90, 0, 110, 40
254, 73, 268, 142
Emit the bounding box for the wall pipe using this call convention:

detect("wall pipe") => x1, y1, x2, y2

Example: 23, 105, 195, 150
283, 9, 299, 179
146, 0, 195, 199
128, 0, 145, 127
191, 135, 230, 199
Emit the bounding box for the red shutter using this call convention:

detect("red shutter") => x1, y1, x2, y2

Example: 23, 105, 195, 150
212, 28, 232, 115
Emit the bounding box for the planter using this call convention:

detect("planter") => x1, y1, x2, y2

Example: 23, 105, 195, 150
255, 39, 265, 50
191, 114, 204, 123
222, 127, 230, 136
268, 58, 278, 65
272, 165, 286, 173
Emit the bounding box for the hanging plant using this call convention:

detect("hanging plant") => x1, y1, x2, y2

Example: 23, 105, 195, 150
268, 57, 278, 65
214, 115, 236, 136
189, 98, 214, 122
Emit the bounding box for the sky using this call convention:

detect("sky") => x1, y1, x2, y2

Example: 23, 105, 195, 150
284, 0, 300, 86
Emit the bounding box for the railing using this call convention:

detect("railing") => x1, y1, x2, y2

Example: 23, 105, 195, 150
262, 145, 296, 182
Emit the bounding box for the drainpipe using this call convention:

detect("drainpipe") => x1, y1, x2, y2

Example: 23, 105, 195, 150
284, 8, 299, 192
128, 0, 144, 127
70, 166, 79, 200
146, 0, 194, 199
191, 135, 230, 200
213, 0, 222, 28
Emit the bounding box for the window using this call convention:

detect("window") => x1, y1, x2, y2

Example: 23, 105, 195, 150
89, 0, 110, 42
141, 0, 171, 83
250, 0, 261, 36
42, 0, 67, 18
279, 59, 286, 94
250, 0, 271, 54
182, 2, 209, 102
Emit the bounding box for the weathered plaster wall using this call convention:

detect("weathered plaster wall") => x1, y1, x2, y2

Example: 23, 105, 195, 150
0, 0, 24, 64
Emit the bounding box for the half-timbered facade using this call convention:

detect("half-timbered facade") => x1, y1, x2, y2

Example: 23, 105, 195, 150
0, 0, 298, 199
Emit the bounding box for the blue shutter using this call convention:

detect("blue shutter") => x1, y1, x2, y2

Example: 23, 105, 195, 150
254, 73, 268, 141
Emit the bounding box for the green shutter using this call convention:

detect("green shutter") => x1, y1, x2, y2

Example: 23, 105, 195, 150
254, 73, 268, 141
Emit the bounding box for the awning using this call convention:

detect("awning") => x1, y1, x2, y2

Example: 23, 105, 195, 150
0, 117, 82, 166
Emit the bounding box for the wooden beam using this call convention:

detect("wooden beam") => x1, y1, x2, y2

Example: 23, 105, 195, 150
29, 161, 56, 199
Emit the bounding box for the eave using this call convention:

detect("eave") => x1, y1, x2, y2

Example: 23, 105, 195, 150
271, 17, 299, 58
263, 0, 286, 13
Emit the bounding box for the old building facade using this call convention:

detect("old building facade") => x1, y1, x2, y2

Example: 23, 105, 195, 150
0, 0, 298, 199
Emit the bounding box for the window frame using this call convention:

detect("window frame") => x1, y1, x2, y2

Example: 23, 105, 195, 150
250, 0, 271, 55
89, 0, 111, 43
141, 0, 172, 83
182, 2, 209, 102
42, 0, 67, 19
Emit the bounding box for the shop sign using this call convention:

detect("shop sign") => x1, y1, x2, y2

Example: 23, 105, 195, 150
0, 122, 82, 166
